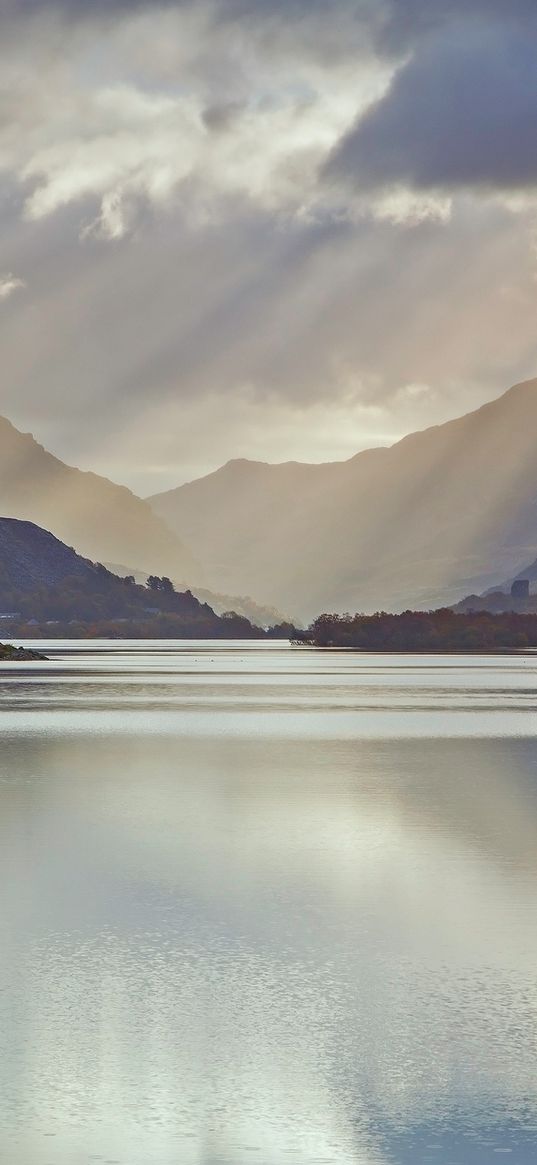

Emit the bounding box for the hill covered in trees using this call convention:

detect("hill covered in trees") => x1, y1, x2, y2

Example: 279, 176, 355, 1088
296, 609, 537, 652
104, 561, 296, 628
0, 518, 292, 639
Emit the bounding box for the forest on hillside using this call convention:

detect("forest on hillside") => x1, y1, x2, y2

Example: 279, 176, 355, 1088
295, 609, 537, 651
0, 566, 293, 639
7, 564, 537, 649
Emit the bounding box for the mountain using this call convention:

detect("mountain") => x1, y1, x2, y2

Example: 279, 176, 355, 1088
512, 556, 537, 588
0, 516, 94, 598
149, 378, 537, 619
453, 590, 537, 615
0, 416, 197, 581
452, 554, 537, 614
103, 561, 295, 627
0, 517, 270, 639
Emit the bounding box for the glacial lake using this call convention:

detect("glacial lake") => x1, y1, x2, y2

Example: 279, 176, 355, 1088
1, 639, 537, 1165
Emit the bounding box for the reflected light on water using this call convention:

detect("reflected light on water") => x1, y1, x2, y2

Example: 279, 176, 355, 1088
0, 642, 537, 1164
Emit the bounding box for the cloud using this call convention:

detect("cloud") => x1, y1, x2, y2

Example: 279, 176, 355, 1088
3, 186, 537, 494
0, 4, 384, 237
326, 19, 537, 196
0, 0, 536, 490
376, 0, 537, 52
0, 273, 25, 300
9, 0, 533, 59
3, 0, 536, 238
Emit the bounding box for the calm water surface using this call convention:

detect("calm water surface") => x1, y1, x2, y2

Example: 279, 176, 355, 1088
1, 640, 537, 1165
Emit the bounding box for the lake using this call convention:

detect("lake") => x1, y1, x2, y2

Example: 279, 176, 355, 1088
1, 640, 537, 1165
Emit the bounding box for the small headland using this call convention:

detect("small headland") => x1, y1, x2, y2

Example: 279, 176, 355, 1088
0, 642, 47, 661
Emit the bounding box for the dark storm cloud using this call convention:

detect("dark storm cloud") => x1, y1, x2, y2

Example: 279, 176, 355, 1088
377, 0, 537, 51
5, 0, 346, 12
3, 0, 360, 22
3, 0, 377, 67
2, 0, 153, 11
326, 21, 537, 193
5, 0, 535, 41
214, 0, 537, 58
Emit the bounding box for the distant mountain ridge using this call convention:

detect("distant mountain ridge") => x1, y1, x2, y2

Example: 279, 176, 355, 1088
512, 555, 537, 588
452, 554, 537, 614
149, 378, 537, 619
0, 416, 197, 582
4, 379, 537, 621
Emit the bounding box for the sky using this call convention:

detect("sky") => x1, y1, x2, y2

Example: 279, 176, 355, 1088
1, 0, 537, 494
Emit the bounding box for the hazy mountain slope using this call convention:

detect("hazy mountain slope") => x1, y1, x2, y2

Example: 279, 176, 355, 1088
0, 417, 197, 581
149, 379, 537, 618
150, 455, 368, 613
0, 517, 94, 595
512, 557, 537, 587
0, 517, 269, 639
104, 561, 295, 627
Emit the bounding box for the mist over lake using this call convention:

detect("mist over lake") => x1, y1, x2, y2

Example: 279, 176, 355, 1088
1, 641, 536, 1165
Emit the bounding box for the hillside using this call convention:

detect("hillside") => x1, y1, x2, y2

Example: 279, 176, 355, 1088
0, 517, 94, 596
0, 518, 269, 639
297, 609, 537, 652
452, 559, 537, 615
149, 379, 537, 619
512, 556, 537, 588
0, 416, 197, 582
103, 561, 295, 628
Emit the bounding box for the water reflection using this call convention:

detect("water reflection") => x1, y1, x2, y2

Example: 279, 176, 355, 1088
0, 642, 536, 1164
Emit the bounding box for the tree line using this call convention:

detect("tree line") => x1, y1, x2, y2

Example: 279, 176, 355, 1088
294, 608, 537, 651
0, 566, 292, 639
